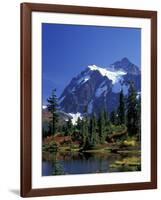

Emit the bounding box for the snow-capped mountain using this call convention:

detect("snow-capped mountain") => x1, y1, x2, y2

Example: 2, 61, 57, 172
59, 57, 141, 114
108, 57, 140, 75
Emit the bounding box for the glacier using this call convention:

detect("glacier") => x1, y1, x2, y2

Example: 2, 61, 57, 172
88, 64, 126, 84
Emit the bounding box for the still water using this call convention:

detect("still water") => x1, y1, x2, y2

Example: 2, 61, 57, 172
42, 151, 141, 176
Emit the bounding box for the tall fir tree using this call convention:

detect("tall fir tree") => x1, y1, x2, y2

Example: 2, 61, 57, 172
76, 117, 82, 132
42, 127, 47, 139
103, 109, 109, 125
127, 82, 138, 136
47, 122, 52, 136
47, 89, 59, 135
110, 110, 117, 125
136, 96, 141, 140
103, 109, 111, 134
118, 89, 126, 125
72, 117, 82, 141
89, 117, 93, 143
65, 118, 73, 136
62, 124, 67, 136
93, 115, 99, 145
80, 118, 85, 146
81, 117, 91, 149
90, 114, 98, 146
98, 111, 106, 144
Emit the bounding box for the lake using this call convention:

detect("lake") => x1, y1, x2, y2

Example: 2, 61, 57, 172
42, 151, 141, 176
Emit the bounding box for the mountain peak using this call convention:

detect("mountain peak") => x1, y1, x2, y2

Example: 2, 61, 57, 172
111, 57, 140, 75
121, 57, 130, 63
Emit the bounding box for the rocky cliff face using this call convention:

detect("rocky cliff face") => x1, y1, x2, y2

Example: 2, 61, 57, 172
59, 58, 141, 114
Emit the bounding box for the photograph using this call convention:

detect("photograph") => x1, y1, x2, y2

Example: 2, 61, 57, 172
21, 3, 157, 197
42, 23, 141, 176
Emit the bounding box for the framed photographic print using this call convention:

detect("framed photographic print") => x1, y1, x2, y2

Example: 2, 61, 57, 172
21, 3, 157, 197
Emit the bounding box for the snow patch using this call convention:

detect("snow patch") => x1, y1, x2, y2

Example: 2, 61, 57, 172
77, 75, 90, 85
68, 112, 82, 125
88, 65, 126, 84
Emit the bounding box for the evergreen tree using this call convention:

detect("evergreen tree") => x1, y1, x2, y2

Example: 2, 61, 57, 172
76, 117, 82, 132
42, 127, 47, 139
136, 96, 141, 140
118, 90, 126, 125
65, 118, 73, 136
81, 117, 91, 149
98, 111, 106, 144
84, 117, 90, 144
47, 122, 52, 136
90, 115, 98, 146
71, 117, 82, 141
110, 110, 117, 125
47, 89, 59, 135
61, 124, 67, 136
104, 109, 109, 124
89, 117, 93, 142
93, 115, 99, 144
103, 109, 111, 135
127, 82, 138, 136
80, 119, 85, 146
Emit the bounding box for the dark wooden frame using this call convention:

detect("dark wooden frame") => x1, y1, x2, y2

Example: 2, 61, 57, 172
21, 2, 157, 197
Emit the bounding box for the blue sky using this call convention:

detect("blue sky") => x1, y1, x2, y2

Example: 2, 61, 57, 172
42, 23, 141, 104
